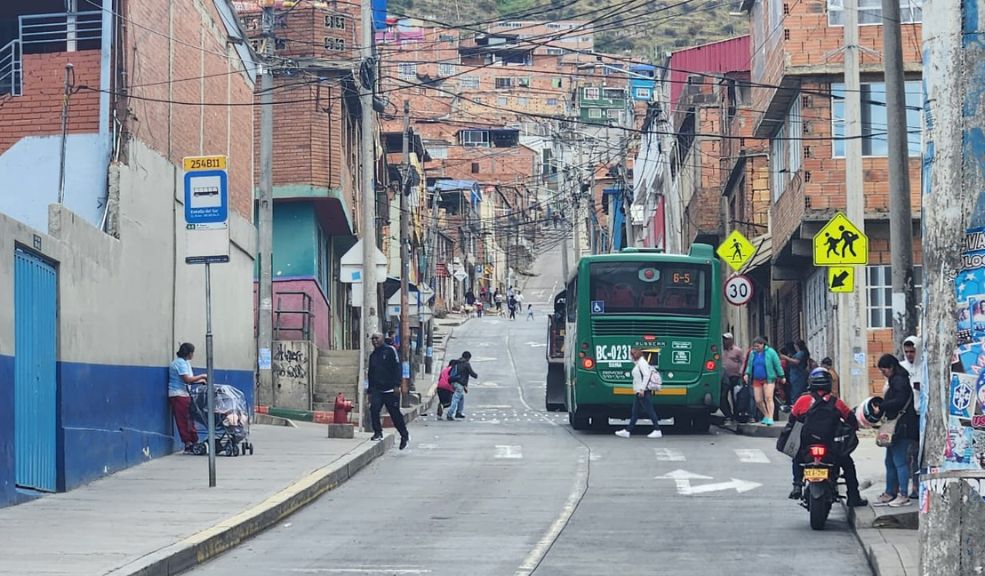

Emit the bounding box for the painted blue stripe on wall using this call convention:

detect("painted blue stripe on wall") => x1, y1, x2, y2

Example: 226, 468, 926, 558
57, 361, 253, 491
0, 355, 16, 508
0, 360, 253, 507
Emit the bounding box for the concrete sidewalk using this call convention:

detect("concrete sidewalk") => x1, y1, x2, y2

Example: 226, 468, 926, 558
0, 422, 395, 576
844, 436, 919, 576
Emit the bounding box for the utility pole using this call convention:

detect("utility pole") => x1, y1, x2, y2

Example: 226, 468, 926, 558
358, 0, 379, 431
921, 0, 985, 570
400, 99, 411, 400
425, 191, 440, 374
834, 0, 868, 409
881, 0, 916, 348
257, 2, 275, 407
557, 136, 570, 282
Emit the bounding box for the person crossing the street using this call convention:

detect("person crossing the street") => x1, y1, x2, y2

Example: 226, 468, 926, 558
367, 332, 409, 450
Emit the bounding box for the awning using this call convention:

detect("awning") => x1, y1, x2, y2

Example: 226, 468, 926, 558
739, 233, 772, 274
433, 179, 481, 209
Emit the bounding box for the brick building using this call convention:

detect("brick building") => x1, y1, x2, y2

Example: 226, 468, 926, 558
0, 0, 257, 506
743, 0, 923, 397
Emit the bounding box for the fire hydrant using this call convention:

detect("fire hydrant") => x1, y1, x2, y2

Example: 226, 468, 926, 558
333, 393, 353, 425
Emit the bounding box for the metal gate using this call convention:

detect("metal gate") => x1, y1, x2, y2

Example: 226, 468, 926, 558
14, 248, 58, 492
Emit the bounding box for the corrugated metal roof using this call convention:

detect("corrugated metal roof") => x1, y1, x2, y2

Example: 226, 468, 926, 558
669, 35, 751, 110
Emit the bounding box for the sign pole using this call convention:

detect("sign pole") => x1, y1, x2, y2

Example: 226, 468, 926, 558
205, 261, 216, 488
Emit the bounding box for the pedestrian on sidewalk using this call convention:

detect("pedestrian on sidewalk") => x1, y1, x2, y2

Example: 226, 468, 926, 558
368, 332, 409, 450
899, 335, 923, 499
781, 340, 812, 407
743, 336, 783, 426
446, 351, 477, 420
872, 353, 918, 507
720, 333, 745, 422
168, 343, 208, 453
820, 357, 839, 396
526, 304, 534, 321
615, 348, 663, 438
508, 295, 518, 320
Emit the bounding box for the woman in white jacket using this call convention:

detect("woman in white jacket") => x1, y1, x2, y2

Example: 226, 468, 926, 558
615, 348, 663, 439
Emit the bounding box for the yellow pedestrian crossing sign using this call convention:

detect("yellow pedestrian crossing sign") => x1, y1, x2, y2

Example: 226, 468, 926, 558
828, 266, 855, 292
813, 212, 868, 266
716, 230, 755, 272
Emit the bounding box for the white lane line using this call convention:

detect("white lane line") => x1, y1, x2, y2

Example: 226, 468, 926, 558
654, 448, 686, 462
495, 445, 523, 459
514, 453, 589, 576
476, 404, 513, 409
734, 448, 771, 464
290, 569, 431, 574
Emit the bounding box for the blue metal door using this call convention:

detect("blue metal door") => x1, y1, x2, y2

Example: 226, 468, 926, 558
14, 248, 58, 492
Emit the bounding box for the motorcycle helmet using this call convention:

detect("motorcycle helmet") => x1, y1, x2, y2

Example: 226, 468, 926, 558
855, 395, 884, 429
807, 367, 833, 393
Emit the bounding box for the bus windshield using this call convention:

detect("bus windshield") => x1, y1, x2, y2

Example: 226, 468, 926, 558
588, 262, 711, 315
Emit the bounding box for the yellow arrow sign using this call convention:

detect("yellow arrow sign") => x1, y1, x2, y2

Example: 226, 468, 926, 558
813, 212, 868, 266
716, 230, 755, 272
828, 266, 855, 292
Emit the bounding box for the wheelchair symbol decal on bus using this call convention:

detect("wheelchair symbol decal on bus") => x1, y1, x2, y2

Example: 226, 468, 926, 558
591, 300, 605, 314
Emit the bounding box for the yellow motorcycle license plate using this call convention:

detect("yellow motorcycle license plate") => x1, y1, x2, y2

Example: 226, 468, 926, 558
804, 467, 829, 481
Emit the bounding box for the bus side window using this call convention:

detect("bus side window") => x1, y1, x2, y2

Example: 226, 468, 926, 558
566, 279, 577, 322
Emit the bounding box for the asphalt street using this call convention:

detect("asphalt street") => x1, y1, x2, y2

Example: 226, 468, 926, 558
188, 250, 872, 576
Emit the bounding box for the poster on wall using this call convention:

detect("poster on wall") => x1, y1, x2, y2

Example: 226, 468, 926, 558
942, 228, 985, 471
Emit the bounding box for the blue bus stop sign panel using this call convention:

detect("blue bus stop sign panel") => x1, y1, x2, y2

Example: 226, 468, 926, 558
184, 170, 228, 225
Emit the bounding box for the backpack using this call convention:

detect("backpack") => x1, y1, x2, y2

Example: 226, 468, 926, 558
448, 361, 461, 383
438, 365, 454, 391
801, 394, 841, 445
645, 367, 662, 391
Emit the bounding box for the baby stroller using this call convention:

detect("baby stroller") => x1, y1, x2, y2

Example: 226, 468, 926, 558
188, 383, 254, 456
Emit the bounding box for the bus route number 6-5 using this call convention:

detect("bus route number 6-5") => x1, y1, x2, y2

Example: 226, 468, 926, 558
724, 275, 753, 306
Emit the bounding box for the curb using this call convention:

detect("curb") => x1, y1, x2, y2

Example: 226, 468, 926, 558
710, 415, 784, 438
107, 434, 395, 576
842, 496, 918, 576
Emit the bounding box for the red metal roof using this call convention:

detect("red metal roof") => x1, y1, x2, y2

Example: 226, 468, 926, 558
669, 36, 751, 110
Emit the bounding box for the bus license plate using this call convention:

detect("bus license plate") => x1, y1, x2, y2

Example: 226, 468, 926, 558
804, 467, 828, 482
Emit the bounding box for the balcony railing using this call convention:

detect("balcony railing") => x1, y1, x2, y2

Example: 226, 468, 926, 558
0, 40, 21, 96
20, 11, 103, 51
0, 11, 102, 96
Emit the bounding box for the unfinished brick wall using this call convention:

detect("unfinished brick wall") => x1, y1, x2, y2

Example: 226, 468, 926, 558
0, 51, 101, 156
126, 0, 255, 220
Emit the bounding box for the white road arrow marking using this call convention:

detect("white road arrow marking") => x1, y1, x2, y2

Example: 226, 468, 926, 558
734, 448, 770, 463
679, 478, 762, 495
654, 448, 686, 462
655, 469, 761, 495
495, 445, 523, 459
523, 341, 547, 347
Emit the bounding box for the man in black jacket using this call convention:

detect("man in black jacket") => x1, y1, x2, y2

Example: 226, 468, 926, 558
446, 351, 478, 420
368, 332, 409, 449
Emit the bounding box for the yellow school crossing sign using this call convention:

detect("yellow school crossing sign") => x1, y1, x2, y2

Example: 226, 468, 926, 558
813, 212, 868, 266
828, 266, 855, 293
716, 230, 755, 272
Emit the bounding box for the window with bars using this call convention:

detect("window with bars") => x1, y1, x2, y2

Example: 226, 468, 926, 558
866, 265, 924, 328
460, 76, 480, 90
438, 63, 456, 76
584, 87, 600, 100
398, 63, 417, 79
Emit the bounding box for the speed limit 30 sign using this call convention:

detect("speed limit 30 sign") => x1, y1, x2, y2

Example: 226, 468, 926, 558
724, 275, 754, 306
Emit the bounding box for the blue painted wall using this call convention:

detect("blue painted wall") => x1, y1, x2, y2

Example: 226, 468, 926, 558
0, 355, 15, 507
0, 359, 252, 507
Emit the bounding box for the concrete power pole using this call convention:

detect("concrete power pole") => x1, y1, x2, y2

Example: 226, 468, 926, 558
358, 0, 379, 430
835, 0, 869, 409
920, 0, 985, 571
881, 0, 916, 348
400, 100, 411, 398
257, 2, 275, 407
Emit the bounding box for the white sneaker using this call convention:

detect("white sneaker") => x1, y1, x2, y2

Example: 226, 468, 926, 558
647, 430, 663, 438
888, 495, 912, 508
615, 429, 631, 438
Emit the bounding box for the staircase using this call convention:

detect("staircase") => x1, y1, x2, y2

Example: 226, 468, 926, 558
313, 349, 360, 413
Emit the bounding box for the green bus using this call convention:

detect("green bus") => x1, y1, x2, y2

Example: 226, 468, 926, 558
563, 244, 723, 432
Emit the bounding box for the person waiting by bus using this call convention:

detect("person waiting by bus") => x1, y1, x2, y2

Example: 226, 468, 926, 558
720, 333, 745, 423
743, 336, 784, 426
781, 339, 812, 408
168, 343, 208, 453
615, 348, 663, 439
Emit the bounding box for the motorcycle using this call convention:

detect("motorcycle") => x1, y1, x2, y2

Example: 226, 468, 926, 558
800, 443, 841, 530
